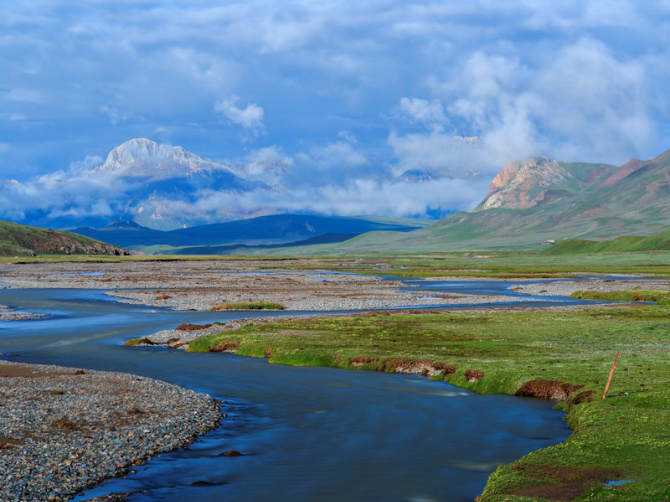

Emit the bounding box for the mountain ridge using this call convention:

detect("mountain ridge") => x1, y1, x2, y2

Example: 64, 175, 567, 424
275, 147, 670, 253
69, 214, 433, 253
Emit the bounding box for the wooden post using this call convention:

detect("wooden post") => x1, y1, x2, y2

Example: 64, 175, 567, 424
602, 351, 621, 400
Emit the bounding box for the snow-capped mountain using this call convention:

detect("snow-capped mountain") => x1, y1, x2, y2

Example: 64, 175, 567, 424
94, 138, 234, 180
88, 139, 268, 229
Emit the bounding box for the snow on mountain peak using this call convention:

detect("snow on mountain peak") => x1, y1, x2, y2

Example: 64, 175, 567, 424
93, 138, 226, 179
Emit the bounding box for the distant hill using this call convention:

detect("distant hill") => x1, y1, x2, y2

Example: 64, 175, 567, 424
0, 221, 129, 257
277, 148, 670, 253
542, 230, 670, 255
69, 214, 433, 253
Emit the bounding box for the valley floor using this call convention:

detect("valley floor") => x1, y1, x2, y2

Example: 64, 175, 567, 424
1, 258, 669, 501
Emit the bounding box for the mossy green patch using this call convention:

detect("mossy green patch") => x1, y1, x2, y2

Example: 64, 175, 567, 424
571, 289, 670, 306
209, 301, 285, 311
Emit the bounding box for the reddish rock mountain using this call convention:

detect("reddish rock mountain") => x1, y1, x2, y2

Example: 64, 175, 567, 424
476, 157, 575, 210
338, 147, 670, 251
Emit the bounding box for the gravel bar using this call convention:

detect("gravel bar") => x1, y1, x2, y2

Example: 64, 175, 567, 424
0, 361, 222, 502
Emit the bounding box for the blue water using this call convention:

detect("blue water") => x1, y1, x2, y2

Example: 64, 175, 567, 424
0, 284, 572, 502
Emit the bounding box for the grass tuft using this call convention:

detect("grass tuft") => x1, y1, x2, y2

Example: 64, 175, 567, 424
209, 301, 285, 311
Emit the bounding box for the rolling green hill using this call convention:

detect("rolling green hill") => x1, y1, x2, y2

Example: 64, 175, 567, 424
0, 220, 129, 256
542, 229, 670, 255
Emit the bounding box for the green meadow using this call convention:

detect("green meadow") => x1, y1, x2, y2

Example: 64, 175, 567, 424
187, 304, 670, 501
179, 247, 670, 501
3, 248, 670, 280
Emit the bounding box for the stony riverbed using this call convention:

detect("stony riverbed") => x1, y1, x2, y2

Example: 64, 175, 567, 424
0, 361, 221, 502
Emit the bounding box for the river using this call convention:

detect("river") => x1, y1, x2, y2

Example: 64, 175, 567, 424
0, 283, 572, 502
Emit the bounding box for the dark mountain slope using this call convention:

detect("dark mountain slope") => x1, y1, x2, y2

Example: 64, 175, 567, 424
69, 214, 433, 250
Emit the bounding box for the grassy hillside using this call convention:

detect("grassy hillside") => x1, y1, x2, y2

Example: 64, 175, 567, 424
266, 149, 670, 254
0, 220, 128, 256
543, 230, 670, 255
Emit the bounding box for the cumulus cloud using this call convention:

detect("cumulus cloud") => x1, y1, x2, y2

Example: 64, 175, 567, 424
0, 171, 124, 223
398, 97, 448, 131
214, 96, 265, 130
229, 146, 292, 186
0, 0, 668, 223
424, 36, 659, 167
337, 131, 358, 143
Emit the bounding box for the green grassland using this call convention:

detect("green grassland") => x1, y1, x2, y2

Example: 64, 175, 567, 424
544, 230, 670, 255
571, 290, 670, 306
3, 249, 670, 279
247, 251, 670, 279
187, 304, 670, 501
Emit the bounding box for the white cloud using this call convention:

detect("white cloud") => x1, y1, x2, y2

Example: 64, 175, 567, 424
398, 97, 447, 129
214, 96, 265, 130
192, 177, 484, 219
434, 37, 657, 165
230, 146, 293, 186
388, 131, 484, 177
338, 131, 358, 143
0, 0, 668, 222
99, 105, 128, 126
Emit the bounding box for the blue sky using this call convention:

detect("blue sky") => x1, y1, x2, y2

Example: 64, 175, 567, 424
1, 0, 669, 224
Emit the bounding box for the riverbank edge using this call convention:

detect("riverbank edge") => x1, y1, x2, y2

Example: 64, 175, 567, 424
173, 311, 667, 502
186, 344, 588, 501
0, 360, 223, 502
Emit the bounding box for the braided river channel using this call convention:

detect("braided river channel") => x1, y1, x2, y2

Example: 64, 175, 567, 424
0, 279, 582, 502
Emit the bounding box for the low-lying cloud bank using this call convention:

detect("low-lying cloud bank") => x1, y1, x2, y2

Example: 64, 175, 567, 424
0, 138, 490, 229
1, 1, 668, 228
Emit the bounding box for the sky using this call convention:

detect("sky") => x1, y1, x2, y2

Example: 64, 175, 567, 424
1, 0, 669, 226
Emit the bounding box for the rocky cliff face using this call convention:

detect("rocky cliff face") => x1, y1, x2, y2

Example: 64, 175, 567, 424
475, 157, 571, 210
